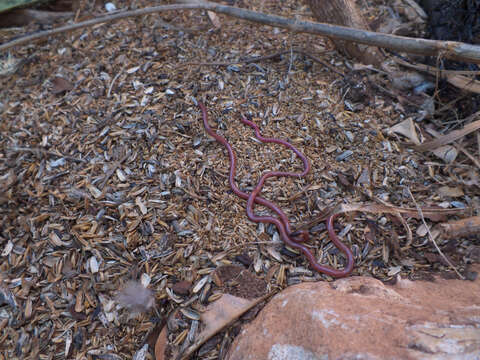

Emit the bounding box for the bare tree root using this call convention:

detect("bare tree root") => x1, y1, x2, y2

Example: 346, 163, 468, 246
307, 0, 385, 66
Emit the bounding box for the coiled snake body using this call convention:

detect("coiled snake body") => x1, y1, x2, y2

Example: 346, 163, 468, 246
199, 102, 354, 278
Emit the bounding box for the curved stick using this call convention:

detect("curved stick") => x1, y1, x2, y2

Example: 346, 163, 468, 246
199, 102, 354, 277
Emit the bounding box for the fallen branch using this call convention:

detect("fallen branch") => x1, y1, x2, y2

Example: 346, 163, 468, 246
298, 200, 466, 236
1, 1, 480, 65
307, 0, 384, 66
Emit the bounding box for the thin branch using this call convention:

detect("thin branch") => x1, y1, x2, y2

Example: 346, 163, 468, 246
406, 187, 464, 280
1, 1, 480, 65
0, 4, 199, 52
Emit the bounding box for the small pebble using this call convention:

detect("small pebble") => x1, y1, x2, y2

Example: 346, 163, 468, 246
105, 2, 116, 12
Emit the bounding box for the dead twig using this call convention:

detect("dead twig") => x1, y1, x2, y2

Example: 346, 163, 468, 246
406, 187, 464, 280
1, 1, 480, 65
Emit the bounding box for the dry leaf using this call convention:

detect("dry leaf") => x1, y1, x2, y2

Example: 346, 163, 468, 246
266, 246, 283, 262
155, 326, 168, 360
75, 290, 84, 313
179, 293, 268, 359
390, 71, 425, 91
207, 11, 221, 28
133, 344, 148, 360
432, 145, 458, 163
49, 231, 70, 247
135, 196, 148, 215
387, 118, 420, 145
87, 184, 102, 198
24, 297, 32, 319
416, 223, 429, 237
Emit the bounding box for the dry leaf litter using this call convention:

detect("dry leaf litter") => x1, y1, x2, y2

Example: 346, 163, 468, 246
0, 0, 479, 359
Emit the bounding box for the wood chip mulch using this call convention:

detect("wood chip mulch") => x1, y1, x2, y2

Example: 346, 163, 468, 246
1, 0, 479, 359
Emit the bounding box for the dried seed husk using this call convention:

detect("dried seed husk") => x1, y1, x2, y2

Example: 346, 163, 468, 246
207, 293, 223, 303
192, 275, 210, 294
173, 329, 189, 346
180, 307, 201, 321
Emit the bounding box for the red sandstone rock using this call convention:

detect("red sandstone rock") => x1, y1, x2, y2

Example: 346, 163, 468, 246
227, 265, 480, 360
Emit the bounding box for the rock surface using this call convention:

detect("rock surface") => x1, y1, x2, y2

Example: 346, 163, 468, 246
226, 265, 480, 360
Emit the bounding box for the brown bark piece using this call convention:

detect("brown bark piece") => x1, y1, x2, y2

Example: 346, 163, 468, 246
307, 0, 385, 66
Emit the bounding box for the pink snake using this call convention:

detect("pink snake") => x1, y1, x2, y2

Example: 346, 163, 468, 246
199, 102, 354, 278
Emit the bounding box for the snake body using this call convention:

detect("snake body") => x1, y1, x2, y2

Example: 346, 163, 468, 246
199, 102, 354, 278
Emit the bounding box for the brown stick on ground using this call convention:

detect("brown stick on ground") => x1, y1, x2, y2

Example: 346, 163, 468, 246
307, 0, 385, 66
